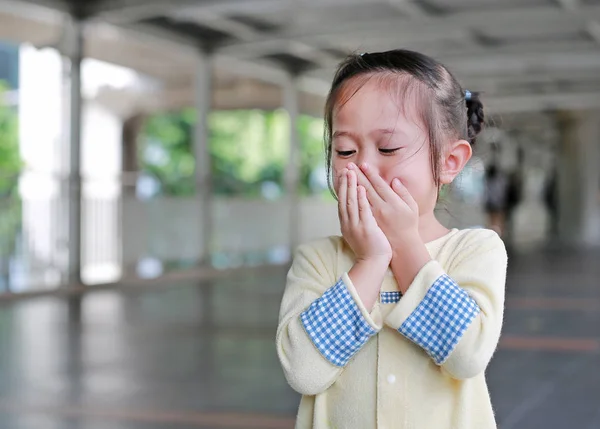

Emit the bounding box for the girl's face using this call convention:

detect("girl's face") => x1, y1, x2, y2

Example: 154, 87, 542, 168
331, 78, 439, 216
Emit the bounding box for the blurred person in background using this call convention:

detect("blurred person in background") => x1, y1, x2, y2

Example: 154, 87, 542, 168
484, 144, 510, 237
504, 146, 524, 242
543, 166, 558, 238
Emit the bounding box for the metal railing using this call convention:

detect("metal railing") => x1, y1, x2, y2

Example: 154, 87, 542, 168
1, 171, 122, 293
0, 170, 340, 294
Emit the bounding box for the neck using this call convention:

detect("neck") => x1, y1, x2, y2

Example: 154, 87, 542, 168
418, 211, 449, 244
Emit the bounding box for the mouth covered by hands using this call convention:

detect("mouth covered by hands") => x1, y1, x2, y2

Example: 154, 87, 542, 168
337, 166, 392, 264
345, 162, 420, 249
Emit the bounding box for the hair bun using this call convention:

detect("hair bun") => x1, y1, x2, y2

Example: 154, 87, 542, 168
466, 92, 484, 145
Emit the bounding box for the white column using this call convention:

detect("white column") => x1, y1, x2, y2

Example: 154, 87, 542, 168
65, 18, 84, 285
556, 110, 600, 246
283, 75, 301, 253
193, 50, 213, 264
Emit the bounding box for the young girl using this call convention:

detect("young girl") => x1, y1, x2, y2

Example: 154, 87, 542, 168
276, 49, 507, 429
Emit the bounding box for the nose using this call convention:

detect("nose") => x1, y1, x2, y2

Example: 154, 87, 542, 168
355, 151, 380, 176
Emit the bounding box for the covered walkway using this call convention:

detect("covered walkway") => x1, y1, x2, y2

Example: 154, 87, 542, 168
0, 0, 600, 428
1, 0, 600, 290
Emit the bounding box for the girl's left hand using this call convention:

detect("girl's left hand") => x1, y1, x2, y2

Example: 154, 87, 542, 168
347, 162, 420, 247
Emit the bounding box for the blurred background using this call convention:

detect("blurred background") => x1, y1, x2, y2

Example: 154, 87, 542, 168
0, 0, 599, 428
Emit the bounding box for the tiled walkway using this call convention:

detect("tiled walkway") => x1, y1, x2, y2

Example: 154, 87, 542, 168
0, 248, 599, 428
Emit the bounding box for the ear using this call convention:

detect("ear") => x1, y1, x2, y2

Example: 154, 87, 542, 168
439, 139, 472, 185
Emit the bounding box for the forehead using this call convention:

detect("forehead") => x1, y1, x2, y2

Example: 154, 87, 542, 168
332, 74, 426, 134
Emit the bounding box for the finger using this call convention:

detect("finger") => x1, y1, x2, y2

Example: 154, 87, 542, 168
357, 185, 374, 222
337, 169, 348, 224
347, 170, 359, 226
348, 163, 384, 205
392, 178, 418, 212
360, 163, 397, 202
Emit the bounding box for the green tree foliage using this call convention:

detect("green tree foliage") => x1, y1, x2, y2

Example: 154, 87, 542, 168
297, 114, 327, 196
0, 81, 20, 196
142, 108, 328, 198
208, 109, 288, 196
142, 109, 196, 196
0, 80, 22, 265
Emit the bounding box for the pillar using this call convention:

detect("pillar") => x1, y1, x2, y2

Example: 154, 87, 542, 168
65, 18, 84, 285
556, 110, 600, 246
283, 75, 301, 253
121, 113, 145, 195
193, 50, 213, 264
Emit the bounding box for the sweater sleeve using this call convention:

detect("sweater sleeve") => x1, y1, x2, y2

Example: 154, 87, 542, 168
276, 239, 382, 395
384, 230, 507, 380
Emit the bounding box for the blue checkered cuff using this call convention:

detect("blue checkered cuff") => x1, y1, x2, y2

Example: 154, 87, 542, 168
300, 279, 378, 367
380, 291, 402, 304
399, 274, 480, 365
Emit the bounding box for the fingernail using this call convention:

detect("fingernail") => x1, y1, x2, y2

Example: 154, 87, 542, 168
347, 163, 355, 170
361, 163, 369, 170
393, 178, 400, 186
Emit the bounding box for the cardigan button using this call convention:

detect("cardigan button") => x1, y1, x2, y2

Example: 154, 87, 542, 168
387, 374, 396, 384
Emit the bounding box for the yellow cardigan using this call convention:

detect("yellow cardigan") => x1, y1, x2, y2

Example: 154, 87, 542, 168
276, 228, 507, 429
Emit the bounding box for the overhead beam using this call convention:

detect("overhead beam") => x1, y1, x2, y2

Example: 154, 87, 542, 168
91, 0, 339, 70
0, 0, 63, 22
218, 26, 472, 58
586, 20, 600, 44
92, 1, 600, 36
95, 78, 326, 116
554, 0, 580, 11
91, 0, 310, 24
255, 33, 595, 62
120, 22, 330, 96
487, 91, 600, 114
0, 7, 62, 47
303, 65, 600, 99
216, 5, 600, 52
301, 48, 600, 81
90, 0, 208, 23
117, 0, 379, 20
386, 0, 428, 17
462, 69, 600, 89
553, 0, 600, 46
441, 50, 600, 76
163, 0, 290, 17
166, 9, 339, 68
219, 37, 341, 66
168, 9, 258, 41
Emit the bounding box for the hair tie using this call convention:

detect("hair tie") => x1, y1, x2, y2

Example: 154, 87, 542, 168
464, 90, 472, 101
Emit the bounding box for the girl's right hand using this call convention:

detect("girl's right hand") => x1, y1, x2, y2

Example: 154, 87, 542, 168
338, 168, 393, 264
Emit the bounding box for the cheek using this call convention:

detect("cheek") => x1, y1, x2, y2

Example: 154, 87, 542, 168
331, 159, 348, 192
383, 156, 437, 204
332, 174, 340, 193
331, 164, 342, 193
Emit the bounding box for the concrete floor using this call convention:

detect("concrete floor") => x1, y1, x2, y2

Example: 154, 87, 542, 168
0, 248, 599, 428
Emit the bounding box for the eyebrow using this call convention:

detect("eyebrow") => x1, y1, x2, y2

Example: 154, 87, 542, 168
332, 128, 404, 140
332, 130, 357, 140
372, 128, 399, 137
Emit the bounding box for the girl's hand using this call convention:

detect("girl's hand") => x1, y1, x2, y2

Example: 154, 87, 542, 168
349, 163, 431, 294
348, 163, 420, 248
338, 168, 392, 264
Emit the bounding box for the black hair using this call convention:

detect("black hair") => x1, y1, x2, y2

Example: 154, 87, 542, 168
324, 49, 485, 196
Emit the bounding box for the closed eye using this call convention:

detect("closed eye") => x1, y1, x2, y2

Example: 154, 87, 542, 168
336, 150, 356, 157
379, 148, 401, 154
